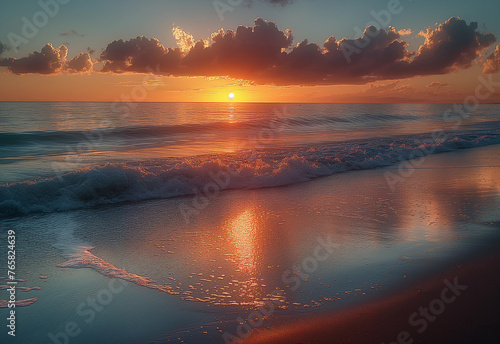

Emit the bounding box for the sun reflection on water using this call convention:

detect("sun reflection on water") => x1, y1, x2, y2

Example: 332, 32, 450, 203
228, 209, 258, 274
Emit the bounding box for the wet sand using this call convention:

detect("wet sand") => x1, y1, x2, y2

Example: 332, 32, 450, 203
243, 249, 500, 344
241, 144, 500, 344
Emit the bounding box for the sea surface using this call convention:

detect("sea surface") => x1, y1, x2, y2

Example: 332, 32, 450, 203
1, 102, 500, 217
0, 102, 500, 344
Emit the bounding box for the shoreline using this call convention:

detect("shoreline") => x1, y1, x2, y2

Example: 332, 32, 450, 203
243, 246, 500, 344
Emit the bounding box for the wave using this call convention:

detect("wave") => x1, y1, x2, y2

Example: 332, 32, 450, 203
1, 129, 499, 218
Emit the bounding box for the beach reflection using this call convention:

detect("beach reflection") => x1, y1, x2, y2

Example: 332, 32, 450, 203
64, 147, 500, 312
229, 209, 258, 274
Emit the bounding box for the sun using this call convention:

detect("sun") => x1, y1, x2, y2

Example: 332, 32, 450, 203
228, 92, 235, 100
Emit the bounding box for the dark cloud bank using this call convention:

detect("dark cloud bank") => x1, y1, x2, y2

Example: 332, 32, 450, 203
0, 43, 92, 74
1, 17, 499, 85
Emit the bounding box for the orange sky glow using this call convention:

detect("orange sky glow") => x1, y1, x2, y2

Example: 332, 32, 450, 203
1, 65, 498, 104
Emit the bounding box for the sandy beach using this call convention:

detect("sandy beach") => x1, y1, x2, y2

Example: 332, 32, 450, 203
243, 247, 500, 344
236, 144, 500, 344
240, 144, 500, 344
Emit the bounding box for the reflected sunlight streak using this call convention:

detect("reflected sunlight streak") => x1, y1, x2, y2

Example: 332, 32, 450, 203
229, 209, 258, 274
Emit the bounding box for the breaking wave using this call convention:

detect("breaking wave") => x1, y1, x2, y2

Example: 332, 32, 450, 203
1, 129, 499, 218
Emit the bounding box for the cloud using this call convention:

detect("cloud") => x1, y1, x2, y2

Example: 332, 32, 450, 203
97, 17, 494, 85
269, 25, 411, 84
366, 81, 401, 92
363, 81, 414, 96
483, 44, 500, 74
66, 53, 93, 73
406, 17, 495, 75
100, 36, 181, 74
60, 30, 85, 37
3, 44, 67, 74
100, 18, 293, 77
397, 28, 412, 36
193, 17, 293, 76
2, 43, 93, 74
426, 81, 449, 88
172, 26, 198, 53
3, 17, 496, 85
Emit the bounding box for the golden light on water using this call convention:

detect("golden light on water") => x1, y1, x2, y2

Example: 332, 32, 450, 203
229, 209, 258, 274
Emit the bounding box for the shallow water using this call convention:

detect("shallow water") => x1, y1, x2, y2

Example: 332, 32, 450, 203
1, 142, 499, 344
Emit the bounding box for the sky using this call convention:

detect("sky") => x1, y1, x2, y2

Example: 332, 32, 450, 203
1, 0, 500, 103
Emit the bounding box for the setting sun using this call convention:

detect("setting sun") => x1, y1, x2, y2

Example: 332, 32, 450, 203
228, 92, 235, 100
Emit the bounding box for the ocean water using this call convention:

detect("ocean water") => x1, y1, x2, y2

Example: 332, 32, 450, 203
1, 102, 500, 344
1, 102, 500, 218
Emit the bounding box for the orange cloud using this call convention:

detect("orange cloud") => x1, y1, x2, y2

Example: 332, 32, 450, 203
397, 28, 412, 36
98, 17, 498, 85
483, 44, 500, 74
66, 52, 93, 73
2, 17, 496, 86
426, 81, 449, 88
172, 26, 197, 53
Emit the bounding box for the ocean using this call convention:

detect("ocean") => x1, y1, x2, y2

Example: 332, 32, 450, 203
1, 102, 500, 344
1, 102, 500, 217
